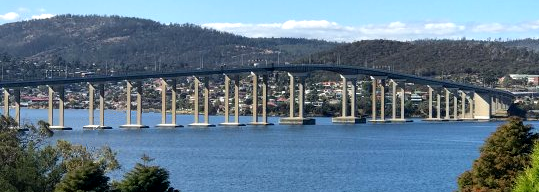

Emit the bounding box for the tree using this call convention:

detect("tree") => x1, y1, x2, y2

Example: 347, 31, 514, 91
513, 142, 539, 192
458, 117, 538, 192
54, 163, 110, 192
114, 154, 177, 192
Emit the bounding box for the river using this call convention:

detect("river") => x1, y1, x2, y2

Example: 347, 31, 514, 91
14, 108, 535, 192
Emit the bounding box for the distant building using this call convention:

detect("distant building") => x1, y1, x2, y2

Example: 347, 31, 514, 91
503, 74, 539, 85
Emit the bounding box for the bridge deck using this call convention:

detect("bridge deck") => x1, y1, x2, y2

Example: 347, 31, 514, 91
0, 64, 513, 97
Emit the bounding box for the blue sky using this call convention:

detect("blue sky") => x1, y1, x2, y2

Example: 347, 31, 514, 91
1, 0, 539, 41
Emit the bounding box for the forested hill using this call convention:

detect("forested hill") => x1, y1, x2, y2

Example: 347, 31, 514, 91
305, 40, 539, 80
0, 15, 338, 77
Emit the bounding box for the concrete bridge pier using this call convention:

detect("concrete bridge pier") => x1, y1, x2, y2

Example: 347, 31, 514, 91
48, 85, 72, 130
3, 89, 10, 118
189, 76, 215, 127
436, 92, 441, 119
3, 88, 21, 126
473, 92, 492, 120
461, 91, 476, 120
220, 74, 245, 126
425, 85, 442, 121
453, 94, 459, 120
156, 79, 182, 127
120, 81, 149, 128
369, 76, 389, 123
84, 83, 112, 129
249, 72, 273, 125
389, 79, 412, 122
443, 88, 461, 121
333, 75, 366, 124
280, 73, 315, 125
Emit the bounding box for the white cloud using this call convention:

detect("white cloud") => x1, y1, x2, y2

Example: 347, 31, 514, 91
0, 12, 20, 21
473, 23, 506, 33
17, 7, 30, 13
31, 14, 55, 20
204, 20, 472, 41
38, 8, 46, 12
522, 20, 539, 30
202, 19, 539, 42
281, 20, 339, 30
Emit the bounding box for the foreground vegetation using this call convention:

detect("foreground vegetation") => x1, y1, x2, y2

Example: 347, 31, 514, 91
0, 116, 178, 192
458, 117, 538, 192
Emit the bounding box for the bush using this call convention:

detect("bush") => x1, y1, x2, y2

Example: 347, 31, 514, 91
458, 117, 538, 192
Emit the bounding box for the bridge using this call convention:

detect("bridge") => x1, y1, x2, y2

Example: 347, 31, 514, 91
0, 64, 514, 129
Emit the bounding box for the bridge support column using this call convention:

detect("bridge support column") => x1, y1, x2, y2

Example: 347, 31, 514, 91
428, 86, 433, 119
445, 89, 450, 120
190, 77, 215, 127
88, 84, 94, 125
48, 85, 71, 130
380, 80, 385, 121
468, 95, 475, 119
425, 86, 444, 121
280, 73, 315, 125
156, 79, 182, 127
342, 76, 348, 117
234, 75, 241, 124
371, 79, 377, 121
400, 87, 405, 120
120, 81, 148, 128
453, 95, 458, 120
261, 74, 271, 125
251, 72, 258, 124
369, 76, 389, 123
392, 80, 396, 120
220, 75, 245, 126
473, 92, 492, 120
13, 88, 20, 126
388, 80, 411, 123
298, 76, 305, 118
333, 75, 365, 124
289, 73, 295, 118
224, 75, 230, 123
84, 83, 112, 129
3, 88, 22, 126
3, 89, 9, 118
193, 77, 199, 123
436, 93, 441, 119
461, 91, 466, 119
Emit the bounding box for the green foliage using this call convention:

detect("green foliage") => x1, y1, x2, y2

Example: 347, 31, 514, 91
458, 117, 538, 192
113, 155, 175, 192
514, 142, 539, 192
309, 39, 539, 77
0, 116, 123, 192
54, 163, 110, 192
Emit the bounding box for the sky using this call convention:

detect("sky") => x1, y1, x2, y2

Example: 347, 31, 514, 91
1, 0, 539, 42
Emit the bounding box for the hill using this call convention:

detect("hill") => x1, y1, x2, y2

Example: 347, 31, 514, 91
305, 39, 539, 83
0, 15, 339, 80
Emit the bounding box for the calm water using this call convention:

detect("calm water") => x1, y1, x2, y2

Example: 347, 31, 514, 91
15, 108, 537, 192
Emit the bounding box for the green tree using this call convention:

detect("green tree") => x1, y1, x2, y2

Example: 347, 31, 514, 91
1, 116, 120, 192
54, 163, 110, 192
114, 155, 176, 192
514, 142, 539, 192
458, 117, 538, 192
